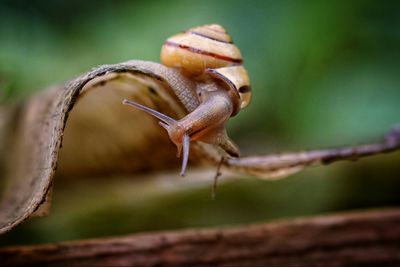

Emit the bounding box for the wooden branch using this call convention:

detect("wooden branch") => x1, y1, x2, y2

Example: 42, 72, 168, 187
1, 208, 400, 266
225, 125, 400, 179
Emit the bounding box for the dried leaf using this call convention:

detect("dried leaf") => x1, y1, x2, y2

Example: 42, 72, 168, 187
0, 61, 204, 234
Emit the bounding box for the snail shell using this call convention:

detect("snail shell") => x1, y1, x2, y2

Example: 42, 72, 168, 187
160, 24, 252, 111
161, 24, 242, 75
207, 65, 251, 110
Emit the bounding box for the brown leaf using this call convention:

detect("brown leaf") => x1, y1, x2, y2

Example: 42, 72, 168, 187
0, 61, 206, 234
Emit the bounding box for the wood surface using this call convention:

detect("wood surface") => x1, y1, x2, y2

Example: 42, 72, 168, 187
1, 208, 399, 266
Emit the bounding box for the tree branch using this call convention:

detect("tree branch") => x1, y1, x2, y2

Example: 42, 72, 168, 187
225, 125, 400, 179
1, 208, 400, 266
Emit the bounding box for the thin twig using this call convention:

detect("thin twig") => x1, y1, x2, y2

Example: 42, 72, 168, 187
211, 157, 224, 200
226, 125, 400, 178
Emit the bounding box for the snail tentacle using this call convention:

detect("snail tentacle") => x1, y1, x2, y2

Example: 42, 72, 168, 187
123, 99, 192, 176
122, 99, 176, 125
181, 134, 190, 177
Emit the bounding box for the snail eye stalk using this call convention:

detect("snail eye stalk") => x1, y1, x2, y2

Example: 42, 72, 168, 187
122, 99, 190, 177
122, 99, 176, 125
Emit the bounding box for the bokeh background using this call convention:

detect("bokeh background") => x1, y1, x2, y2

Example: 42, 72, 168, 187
1, 0, 400, 245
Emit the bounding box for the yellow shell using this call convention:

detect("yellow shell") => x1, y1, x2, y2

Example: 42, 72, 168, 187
207, 66, 252, 111
160, 24, 243, 76
161, 24, 251, 111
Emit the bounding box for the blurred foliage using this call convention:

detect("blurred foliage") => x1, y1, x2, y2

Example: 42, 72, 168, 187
0, 0, 400, 245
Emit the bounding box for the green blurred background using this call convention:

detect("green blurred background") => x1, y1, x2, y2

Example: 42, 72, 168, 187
1, 0, 400, 245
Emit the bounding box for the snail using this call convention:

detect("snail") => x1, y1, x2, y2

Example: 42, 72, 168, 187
123, 24, 251, 176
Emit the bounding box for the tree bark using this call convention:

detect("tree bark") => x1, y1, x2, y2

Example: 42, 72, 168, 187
1, 208, 400, 266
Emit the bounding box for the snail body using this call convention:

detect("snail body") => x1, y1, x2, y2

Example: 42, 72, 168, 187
124, 24, 252, 176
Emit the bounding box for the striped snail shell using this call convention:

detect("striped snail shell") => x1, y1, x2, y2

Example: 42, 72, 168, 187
160, 24, 252, 110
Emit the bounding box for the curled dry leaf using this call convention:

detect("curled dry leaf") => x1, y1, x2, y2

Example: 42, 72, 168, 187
0, 60, 399, 234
